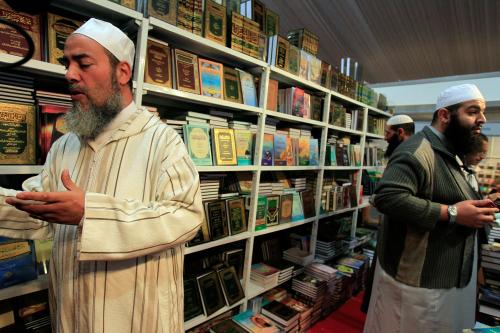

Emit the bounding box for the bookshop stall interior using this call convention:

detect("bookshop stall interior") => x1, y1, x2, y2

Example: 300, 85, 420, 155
0, 0, 500, 332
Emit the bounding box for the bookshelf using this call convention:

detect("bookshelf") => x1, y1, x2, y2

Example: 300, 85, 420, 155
0, 1, 391, 331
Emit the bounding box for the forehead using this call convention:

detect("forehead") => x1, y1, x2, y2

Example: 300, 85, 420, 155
460, 99, 486, 111
64, 34, 108, 58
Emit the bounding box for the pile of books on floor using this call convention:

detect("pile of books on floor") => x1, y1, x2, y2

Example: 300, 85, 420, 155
263, 288, 314, 333
305, 263, 338, 315
291, 273, 327, 323
250, 263, 280, 288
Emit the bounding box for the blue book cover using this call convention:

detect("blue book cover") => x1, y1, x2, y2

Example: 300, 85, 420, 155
309, 138, 319, 165
199, 59, 223, 99
291, 191, 304, 222
261, 133, 274, 165
273, 134, 287, 166
237, 69, 258, 106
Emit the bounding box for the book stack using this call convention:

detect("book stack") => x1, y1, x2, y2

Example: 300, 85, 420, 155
281, 297, 313, 333
265, 259, 295, 284
250, 263, 280, 288
337, 256, 365, 294
0, 72, 34, 105
290, 178, 307, 191
291, 273, 327, 324
363, 247, 375, 266
305, 263, 338, 315
261, 300, 300, 333
489, 225, 500, 243
350, 253, 371, 291
283, 247, 313, 266
232, 311, 279, 333
200, 176, 221, 201
164, 119, 186, 138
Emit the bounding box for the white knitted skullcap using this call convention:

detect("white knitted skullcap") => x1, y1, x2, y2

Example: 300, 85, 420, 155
386, 114, 413, 126
435, 84, 484, 111
72, 18, 135, 68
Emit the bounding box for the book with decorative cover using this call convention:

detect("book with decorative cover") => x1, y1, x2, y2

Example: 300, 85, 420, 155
47, 13, 82, 65
276, 35, 289, 71
108, 0, 135, 9
184, 277, 204, 320
38, 104, 69, 164
300, 190, 315, 219
288, 44, 300, 76
148, 0, 177, 25
261, 300, 300, 326
199, 58, 224, 99
265, 195, 280, 226
217, 266, 245, 305
273, 134, 287, 166
266, 78, 278, 111
237, 69, 258, 106
223, 67, 242, 103
309, 138, 319, 165
204, 0, 227, 45
205, 200, 229, 240
212, 127, 237, 165
196, 271, 226, 316
291, 191, 304, 221
261, 133, 274, 166
174, 49, 200, 94
279, 193, 293, 223
265, 8, 279, 36
298, 136, 310, 166
233, 311, 279, 333
144, 38, 172, 88
234, 129, 253, 165
224, 248, 245, 279
183, 124, 213, 165
229, 11, 244, 52
0, 102, 36, 164
255, 195, 267, 231
226, 197, 247, 235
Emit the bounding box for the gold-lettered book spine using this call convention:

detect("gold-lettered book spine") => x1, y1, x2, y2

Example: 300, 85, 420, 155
47, 13, 83, 65
0, 102, 36, 164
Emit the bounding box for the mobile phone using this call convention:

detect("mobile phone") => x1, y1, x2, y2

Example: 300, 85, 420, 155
6, 197, 46, 205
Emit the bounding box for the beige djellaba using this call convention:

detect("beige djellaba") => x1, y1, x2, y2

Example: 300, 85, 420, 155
0, 103, 203, 332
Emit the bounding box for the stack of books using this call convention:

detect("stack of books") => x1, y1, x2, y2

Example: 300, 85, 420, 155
281, 297, 313, 333
232, 311, 279, 333
265, 259, 295, 284
261, 300, 300, 333
305, 263, 338, 314
250, 263, 280, 288
283, 247, 314, 266
200, 176, 222, 201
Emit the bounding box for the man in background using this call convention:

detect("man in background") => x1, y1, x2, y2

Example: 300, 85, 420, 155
0, 18, 203, 332
361, 114, 415, 313
364, 84, 498, 332
384, 114, 415, 157
464, 133, 488, 193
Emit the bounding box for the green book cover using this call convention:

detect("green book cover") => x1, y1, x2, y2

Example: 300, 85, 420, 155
255, 195, 267, 230
183, 124, 213, 166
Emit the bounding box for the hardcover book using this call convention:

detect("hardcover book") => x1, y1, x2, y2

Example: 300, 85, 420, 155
144, 38, 172, 88
255, 195, 267, 231
0, 1, 42, 60
288, 44, 300, 76
237, 69, 258, 106
212, 127, 238, 165
47, 13, 82, 65
184, 277, 204, 320
234, 129, 253, 165
205, 200, 230, 240
273, 134, 287, 166
176, 0, 194, 32
38, 104, 69, 164
265, 195, 280, 226
309, 138, 319, 166
261, 133, 274, 165
226, 197, 247, 235
229, 11, 244, 52
291, 191, 304, 221
300, 190, 315, 219
217, 266, 245, 305
204, 0, 227, 45
148, 0, 177, 25
108, 0, 135, 9
276, 35, 289, 71
298, 136, 310, 166
279, 193, 293, 223
261, 300, 300, 326
199, 58, 224, 99
174, 49, 200, 94
266, 79, 278, 111
0, 102, 36, 164
265, 8, 279, 36
196, 271, 226, 316
233, 311, 278, 333
183, 124, 213, 165
223, 67, 243, 103
224, 248, 245, 279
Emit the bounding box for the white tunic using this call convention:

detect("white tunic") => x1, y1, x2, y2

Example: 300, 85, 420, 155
0, 103, 203, 333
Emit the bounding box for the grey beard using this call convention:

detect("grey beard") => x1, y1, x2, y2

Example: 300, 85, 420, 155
64, 92, 123, 141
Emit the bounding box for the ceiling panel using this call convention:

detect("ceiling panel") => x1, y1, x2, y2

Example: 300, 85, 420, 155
261, 0, 500, 84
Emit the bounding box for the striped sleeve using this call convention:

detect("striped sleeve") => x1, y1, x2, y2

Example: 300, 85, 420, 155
77, 131, 203, 261
0, 165, 53, 240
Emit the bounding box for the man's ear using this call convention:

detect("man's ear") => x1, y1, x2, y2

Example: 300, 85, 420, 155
116, 61, 132, 86
397, 127, 405, 140
437, 107, 451, 124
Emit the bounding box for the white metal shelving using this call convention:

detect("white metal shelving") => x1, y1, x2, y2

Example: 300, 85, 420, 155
0, 4, 392, 330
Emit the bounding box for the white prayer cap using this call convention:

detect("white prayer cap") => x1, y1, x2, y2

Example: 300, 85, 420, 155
72, 18, 135, 69
387, 114, 413, 126
435, 84, 484, 111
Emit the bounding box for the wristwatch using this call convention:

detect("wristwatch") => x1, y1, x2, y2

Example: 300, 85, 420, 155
448, 205, 458, 224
